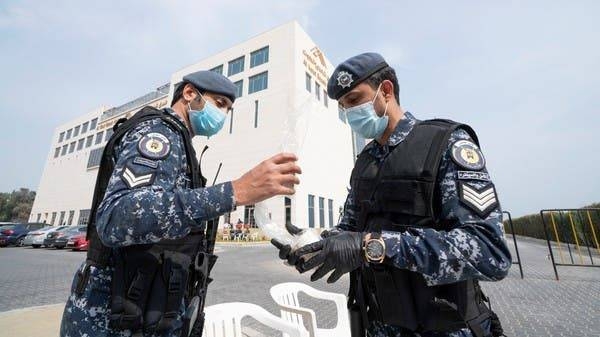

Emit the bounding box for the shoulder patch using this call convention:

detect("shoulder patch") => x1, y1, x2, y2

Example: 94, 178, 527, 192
457, 171, 490, 181
121, 165, 156, 189
458, 181, 498, 218
137, 132, 171, 160
450, 140, 485, 170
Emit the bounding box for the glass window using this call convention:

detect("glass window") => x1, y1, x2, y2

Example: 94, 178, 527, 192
308, 194, 315, 228
66, 128, 72, 140
315, 82, 321, 101
305, 73, 312, 92
73, 125, 80, 137
36, 213, 41, 222
324, 90, 328, 107
244, 204, 256, 228
86, 135, 93, 148
95, 131, 104, 145
105, 128, 114, 141
248, 71, 268, 94
254, 100, 259, 128
61, 145, 68, 156
59, 132, 65, 142
82, 122, 89, 133
90, 118, 98, 130
234, 80, 243, 98
328, 199, 334, 227
229, 109, 234, 134
210, 65, 223, 75
77, 138, 84, 151
78, 209, 91, 226
319, 197, 325, 228
51, 212, 57, 225
68, 142, 76, 153
228, 56, 245, 76
250, 46, 269, 68
58, 211, 65, 226
284, 197, 292, 225
87, 147, 104, 168
68, 210, 75, 226
54, 147, 60, 158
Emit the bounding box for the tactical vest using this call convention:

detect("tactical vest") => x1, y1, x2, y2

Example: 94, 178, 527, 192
350, 119, 493, 336
78, 107, 217, 335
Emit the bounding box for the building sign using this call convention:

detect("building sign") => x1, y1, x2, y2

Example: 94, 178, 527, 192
97, 97, 168, 131
303, 47, 329, 88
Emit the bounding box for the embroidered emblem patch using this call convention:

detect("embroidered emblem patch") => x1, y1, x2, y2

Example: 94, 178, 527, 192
137, 132, 170, 160
457, 171, 490, 181
336, 71, 354, 88
133, 156, 159, 169
451, 140, 485, 170
121, 166, 155, 189
458, 182, 498, 218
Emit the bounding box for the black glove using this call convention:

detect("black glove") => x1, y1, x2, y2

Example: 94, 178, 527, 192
270, 223, 304, 264
293, 231, 365, 283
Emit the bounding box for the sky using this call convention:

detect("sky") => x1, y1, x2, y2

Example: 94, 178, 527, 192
0, 0, 599, 217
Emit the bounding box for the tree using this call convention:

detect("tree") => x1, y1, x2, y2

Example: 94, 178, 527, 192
0, 188, 36, 222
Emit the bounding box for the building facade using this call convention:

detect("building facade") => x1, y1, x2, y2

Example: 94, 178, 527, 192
30, 21, 356, 231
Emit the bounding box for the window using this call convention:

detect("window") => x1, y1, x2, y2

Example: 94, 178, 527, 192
68, 142, 76, 154
254, 100, 259, 128
305, 73, 312, 92
95, 131, 104, 145
328, 199, 334, 227
228, 56, 245, 76
244, 204, 256, 228
234, 80, 243, 98
315, 82, 321, 101
86, 135, 93, 148
51, 212, 57, 225
61, 145, 68, 156
54, 147, 60, 158
285, 197, 292, 225
210, 65, 223, 75
77, 138, 85, 151
229, 109, 234, 134
58, 211, 65, 226
36, 213, 41, 222
250, 46, 269, 68
308, 195, 315, 228
59, 132, 65, 142
324, 90, 328, 107
87, 147, 104, 168
68, 210, 75, 226
90, 118, 98, 130
78, 209, 91, 225
319, 197, 325, 228
82, 122, 89, 134
66, 128, 72, 140
248, 71, 268, 94
105, 128, 114, 141
73, 125, 80, 137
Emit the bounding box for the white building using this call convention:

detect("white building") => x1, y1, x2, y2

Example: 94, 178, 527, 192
30, 21, 359, 231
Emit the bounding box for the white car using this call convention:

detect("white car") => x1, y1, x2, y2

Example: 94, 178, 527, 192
24, 225, 67, 248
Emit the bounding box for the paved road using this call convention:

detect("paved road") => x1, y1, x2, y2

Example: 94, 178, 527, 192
0, 236, 598, 336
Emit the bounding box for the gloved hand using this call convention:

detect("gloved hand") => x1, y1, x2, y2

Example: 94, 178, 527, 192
270, 223, 304, 264
293, 231, 365, 283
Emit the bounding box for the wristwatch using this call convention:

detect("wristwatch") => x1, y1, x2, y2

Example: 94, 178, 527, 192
363, 232, 386, 264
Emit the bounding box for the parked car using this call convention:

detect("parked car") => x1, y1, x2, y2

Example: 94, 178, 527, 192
44, 227, 74, 248
54, 226, 87, 249
24, 225, 67, 248
0, 223, 46, 247
66, 232, 89, 251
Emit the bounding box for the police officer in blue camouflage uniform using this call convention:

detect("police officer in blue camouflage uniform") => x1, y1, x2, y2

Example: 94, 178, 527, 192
60, 70, 301, 337
275, 53, 511, 337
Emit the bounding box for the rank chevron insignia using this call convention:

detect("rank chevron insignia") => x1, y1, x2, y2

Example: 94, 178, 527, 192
458, 181, 498, 218
121, 166, 155, 189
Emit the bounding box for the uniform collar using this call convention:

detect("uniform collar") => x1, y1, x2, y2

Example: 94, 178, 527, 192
364, 111, 418, 151
164, 107, 192, 136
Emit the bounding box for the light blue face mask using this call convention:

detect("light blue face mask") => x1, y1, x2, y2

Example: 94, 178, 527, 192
343, 84, 389, 139
188, 92, 227, 137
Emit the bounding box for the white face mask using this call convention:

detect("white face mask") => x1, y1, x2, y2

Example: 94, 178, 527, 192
341, 84, 389, 139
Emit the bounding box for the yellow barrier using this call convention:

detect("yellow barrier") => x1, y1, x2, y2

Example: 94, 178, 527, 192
549, 212, 565, 264
587, 211, 600, 256
567, 212, 584, 265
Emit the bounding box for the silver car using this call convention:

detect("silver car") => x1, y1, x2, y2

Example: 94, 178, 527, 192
24, 226, 67, 248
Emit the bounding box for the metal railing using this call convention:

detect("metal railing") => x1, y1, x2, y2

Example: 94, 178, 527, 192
503, 211, 524, 279
100, 83, 170, 122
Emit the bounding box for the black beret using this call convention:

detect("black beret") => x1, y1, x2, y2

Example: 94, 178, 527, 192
327, 52, 388, 100
182, 70, 237, 103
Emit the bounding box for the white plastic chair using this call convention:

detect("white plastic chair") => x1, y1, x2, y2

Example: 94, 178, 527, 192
202, 302, 308, 337
270, 282, 350, 337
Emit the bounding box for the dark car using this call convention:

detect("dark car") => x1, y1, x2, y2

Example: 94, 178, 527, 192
0, 223, 46, 247
44, 227, 74, 248
54, 226, 87, 249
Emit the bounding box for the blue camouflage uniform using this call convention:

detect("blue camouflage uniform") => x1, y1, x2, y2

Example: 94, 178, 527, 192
60, 108, 235, 337
337, 112, 512, 337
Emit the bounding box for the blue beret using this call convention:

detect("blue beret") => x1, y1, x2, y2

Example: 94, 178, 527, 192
182, 70, 237, 103
327, 52, 388, 100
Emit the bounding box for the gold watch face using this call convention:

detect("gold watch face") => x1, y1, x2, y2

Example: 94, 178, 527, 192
366, 240, 384, 261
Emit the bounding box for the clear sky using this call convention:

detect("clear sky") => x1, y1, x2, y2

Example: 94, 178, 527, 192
1, 1, 598, 217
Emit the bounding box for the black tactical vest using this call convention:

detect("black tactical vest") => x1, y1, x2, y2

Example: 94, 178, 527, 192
350, 119, 492, 335
79, 107, 216, 334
